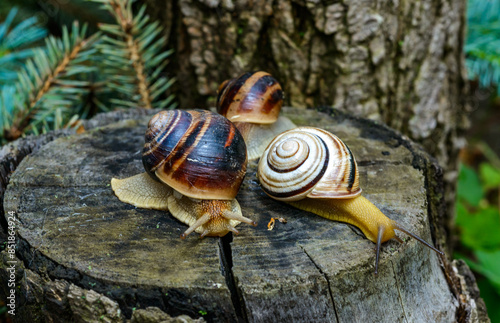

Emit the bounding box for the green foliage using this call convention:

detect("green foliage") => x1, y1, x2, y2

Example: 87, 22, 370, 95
467, 250, 500, 290
460, 249, 500, 323
456, 203, 500, 249
478, 279, 500, 323
460, 6, 500, 316
480, 163, 500, 190
0, 0, 112, 33
0, 85, 16, 137
1, 22, 99, 140
91, 0, 176, 110
457, 164, 484, 207
465, 0, 500, 95
0, 7, 47, 84
20, 23, 99, 134
0, 0, 175, 144
455, 160, 500, 322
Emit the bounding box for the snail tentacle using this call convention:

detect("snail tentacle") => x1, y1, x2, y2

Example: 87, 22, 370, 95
375, 226, 384, 275
394, 236, 404, 244
226, 226, 239, 235
223, 210, 258, 227
392, 223, 444, 256
181, 213, 211, 239
200, 228, 211, 239
169, 194, 251, 238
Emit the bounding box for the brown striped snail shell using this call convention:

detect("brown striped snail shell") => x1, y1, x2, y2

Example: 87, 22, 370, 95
142, 109, 246, 200
217, 71, 284, 124
216, 71, 296, 160
257, 127, 443, 274
111, 110, 257, 238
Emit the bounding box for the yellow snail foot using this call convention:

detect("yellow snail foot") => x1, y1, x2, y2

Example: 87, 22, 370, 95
111, 172, 171, 210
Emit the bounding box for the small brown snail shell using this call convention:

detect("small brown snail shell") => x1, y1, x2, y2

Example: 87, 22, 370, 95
111, 110, 257, 238
257, 127, 443, 274
216, 71, 296, 160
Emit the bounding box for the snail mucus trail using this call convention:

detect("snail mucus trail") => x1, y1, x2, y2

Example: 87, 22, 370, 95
257, 127, 444, 274
111, 110, 257, 238
216, 71, 296, 160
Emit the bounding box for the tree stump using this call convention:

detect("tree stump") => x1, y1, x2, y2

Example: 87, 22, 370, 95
1, 107, 488, 322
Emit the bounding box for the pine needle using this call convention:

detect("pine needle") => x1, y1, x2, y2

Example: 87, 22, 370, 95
92, 0, 175, 109
466, 0, 500, 95
0, 7, 47, 85
1, 22, 99, 141
1, 0, 175, 144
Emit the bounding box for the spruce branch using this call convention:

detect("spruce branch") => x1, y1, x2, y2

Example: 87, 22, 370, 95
92, 0, 175, 109
31, 35, 86, 108
1, 22, 100, 141
1, 0, 176, 144
109, 0, 152, 109
466, 0, 500, 95
0, 7, 47, 84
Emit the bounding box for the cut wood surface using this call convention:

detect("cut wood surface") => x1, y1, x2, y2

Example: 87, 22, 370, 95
1, 107, 487, 322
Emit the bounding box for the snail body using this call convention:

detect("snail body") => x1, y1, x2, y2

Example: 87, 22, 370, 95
216, 71, 296, 160
111, 110, 256, 238
257, 127, 443, 273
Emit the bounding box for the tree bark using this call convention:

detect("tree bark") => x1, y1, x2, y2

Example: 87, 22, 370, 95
1, 107, 487, 322
146, 0, 468, 246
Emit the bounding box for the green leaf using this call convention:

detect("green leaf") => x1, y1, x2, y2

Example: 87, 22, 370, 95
480, 162, 500, 190
476, 279, 500, 323
467, 250, 500, 292
455, 204, 500, 250
457, 164, 484, 206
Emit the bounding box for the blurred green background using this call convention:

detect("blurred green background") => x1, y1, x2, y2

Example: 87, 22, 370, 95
457, 1, 500, 322
0, 0, 499, 321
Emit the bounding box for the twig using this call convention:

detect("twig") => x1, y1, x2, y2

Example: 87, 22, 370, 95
108, 0, 152, 109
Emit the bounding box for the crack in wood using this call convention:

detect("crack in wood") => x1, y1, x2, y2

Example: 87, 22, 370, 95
218, 233, 247, 322
391, 259, 409, 323
299, 244, 340, 323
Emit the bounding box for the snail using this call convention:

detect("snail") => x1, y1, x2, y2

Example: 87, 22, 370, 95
111, 110, 257, 238
257, 127, 443, 273
216, 71, 296, 160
